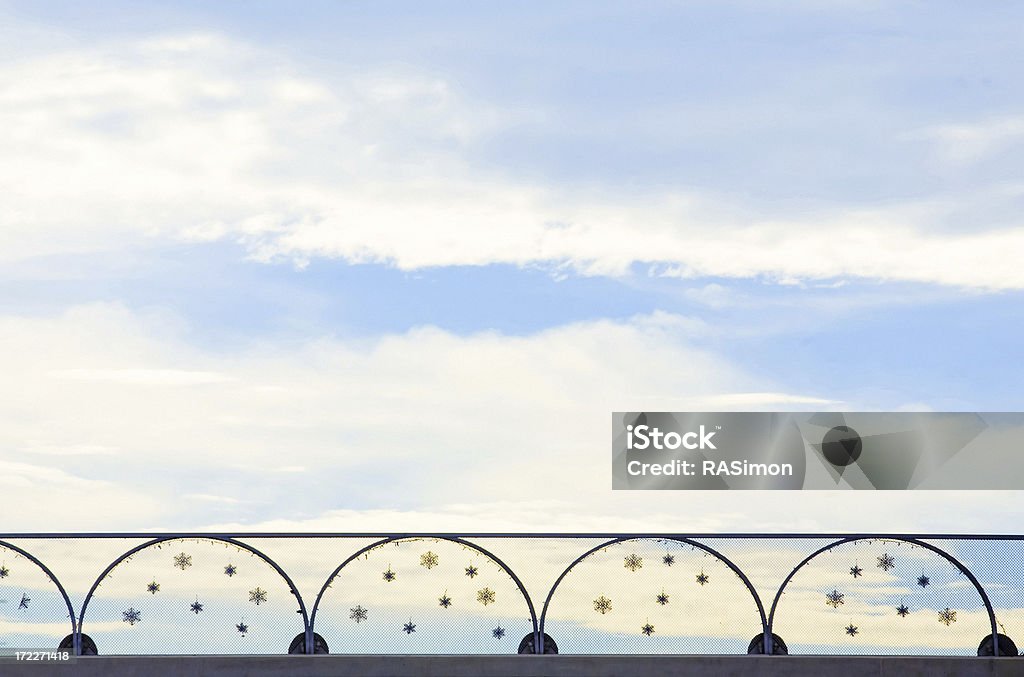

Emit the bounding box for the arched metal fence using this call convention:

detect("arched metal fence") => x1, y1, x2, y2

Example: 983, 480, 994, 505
0, 533, 1021, 657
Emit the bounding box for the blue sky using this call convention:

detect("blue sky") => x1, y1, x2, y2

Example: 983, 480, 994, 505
1, 1, 1023, 533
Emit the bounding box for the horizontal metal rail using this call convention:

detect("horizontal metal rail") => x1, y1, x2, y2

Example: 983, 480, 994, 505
2, 532, 1023, 539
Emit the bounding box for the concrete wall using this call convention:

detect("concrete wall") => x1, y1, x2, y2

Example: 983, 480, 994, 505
2, 655, 1021, 677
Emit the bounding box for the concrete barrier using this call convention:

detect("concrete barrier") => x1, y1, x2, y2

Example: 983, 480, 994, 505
2, 655, 1021, 677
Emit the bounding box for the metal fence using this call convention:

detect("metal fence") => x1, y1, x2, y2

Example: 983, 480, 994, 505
0, 533, 1022, 657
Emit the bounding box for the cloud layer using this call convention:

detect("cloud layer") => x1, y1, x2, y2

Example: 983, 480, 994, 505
2, 32, 1023, 288
0, 303, 754, 529
4, 303, 1022, 536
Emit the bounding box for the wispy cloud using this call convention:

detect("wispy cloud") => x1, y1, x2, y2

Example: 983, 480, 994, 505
50, 368, 233, 386
0, 303, 834, 530
918, 116, 1024, 165
183, 493, 244, 504
1, 31, 1023, 289
678, 392, 842, 407
21, 443, 121, 456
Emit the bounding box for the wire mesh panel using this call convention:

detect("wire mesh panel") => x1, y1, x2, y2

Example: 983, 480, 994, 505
934, 538, 1024, 656
541, 538, 764, 653
771, 538, 991, 655
0, 542, 74, 654
312, 537, 533, 653
78, 537, 304, 654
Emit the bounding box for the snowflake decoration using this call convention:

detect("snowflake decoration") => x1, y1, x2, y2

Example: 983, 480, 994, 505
383, 566, 397, 582
0, 564, 8, 578
403, 619, 416, 634
123, 607, 142, 626
845, 623, 859, 637
917, 574, 930, 588
850, 564, 863, 578
826, 589, 845, 608
350, 605, 368, 623
492, 626, 505, 639
465, 564, 479, 578
877, 553, 896, 571
477, 587, 496, 606
190, 599, 204, 614
224, 564, 237, 577
593, 595, 612, 614
641, 622, 655, 636
696, 571, 710, 586
173, 553, 192, 570
656, 590, 670, 606
420, 551, 439, 570
663, 553, 675, 567
147, 580, 160, 595
897, 604, 910, 617
248, 587, 268, 605
438, 593, 452, 609
938, 608, 957, 626
236, 622, 248, 636
18, 593, 30, 610
624, 554, 643, 571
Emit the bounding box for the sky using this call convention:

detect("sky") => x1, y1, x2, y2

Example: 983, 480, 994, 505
2, 0, 1024, 538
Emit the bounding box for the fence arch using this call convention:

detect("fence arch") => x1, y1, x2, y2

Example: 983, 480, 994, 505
539, 537, 768, 654
309, 535, 539, 650
768, 537, 999, 655
77, 536, 311, 654
0, 539, 77, 648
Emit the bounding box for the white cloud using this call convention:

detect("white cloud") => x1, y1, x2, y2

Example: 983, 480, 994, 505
20, 443, 121, 456
0, 302, 843, 531
1, 31, 1023, 289
683, 283, 735, 308
182, 494, 244, 504
681, 392, 841, 407
51, 368, 233, 386
0, 458, 161, 524
3, 303, 1024, 535
919, 116, 1024, 165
